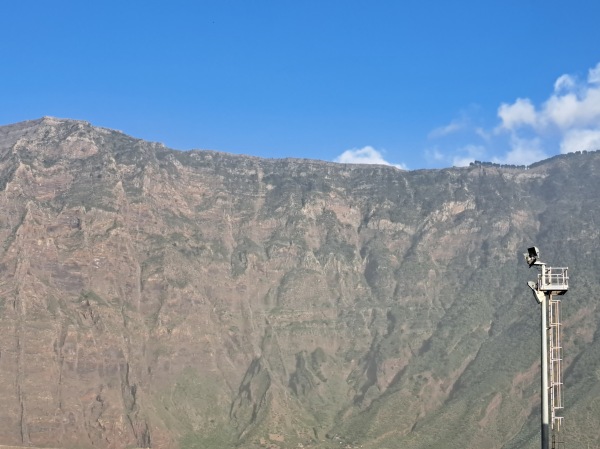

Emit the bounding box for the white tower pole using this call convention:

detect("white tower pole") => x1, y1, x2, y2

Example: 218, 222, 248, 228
541, 291, 550, 449
525, 248, 568, 449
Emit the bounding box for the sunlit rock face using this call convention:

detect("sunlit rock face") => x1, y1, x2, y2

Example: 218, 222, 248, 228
0, 117, 599, 449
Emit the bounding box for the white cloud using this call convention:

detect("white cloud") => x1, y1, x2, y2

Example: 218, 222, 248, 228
422, 62, 600, 167
452, 144, 485, 167
490, 61, 600, 160
431, 148, 445, 161
475, 127, 491, 142
560, 129, 600, 153
588, 62, 600, 85
542, 92, 581, 129
554, 74, 576, 93
423, 147, 447, 166
452, 156, 475, 167
334, 146, 407, 170
498, 64, 600, 132
498, 98, 537, 130
493, 136, 547, 166
428, 119, 464, 138
542, 88, 600, 130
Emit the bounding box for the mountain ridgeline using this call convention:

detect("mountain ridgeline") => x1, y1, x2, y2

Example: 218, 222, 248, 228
0, 117, 599, 449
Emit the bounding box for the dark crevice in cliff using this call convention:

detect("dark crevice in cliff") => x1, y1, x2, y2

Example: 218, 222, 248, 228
16, 331, 29, 445
119, 361, 152, 447
230, 357, 272, 439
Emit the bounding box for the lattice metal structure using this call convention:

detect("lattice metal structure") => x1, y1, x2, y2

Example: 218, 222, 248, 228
524, 248, 569, 449
548, 295, 563, 431
538, 267, 569, 293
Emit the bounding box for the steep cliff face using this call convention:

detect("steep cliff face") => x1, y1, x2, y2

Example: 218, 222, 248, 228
0, 117, 599, 449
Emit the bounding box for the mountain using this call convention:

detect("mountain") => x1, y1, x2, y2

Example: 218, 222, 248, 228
0, 117, 599, 449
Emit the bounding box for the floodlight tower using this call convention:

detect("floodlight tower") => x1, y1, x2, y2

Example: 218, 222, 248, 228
524, 247, 569, 449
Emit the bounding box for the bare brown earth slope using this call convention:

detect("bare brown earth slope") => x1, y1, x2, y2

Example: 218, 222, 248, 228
0, 117, 599, 449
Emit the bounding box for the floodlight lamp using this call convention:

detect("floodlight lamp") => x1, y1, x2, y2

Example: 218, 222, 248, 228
527, 280, 544, 304
524, 246, 543, 267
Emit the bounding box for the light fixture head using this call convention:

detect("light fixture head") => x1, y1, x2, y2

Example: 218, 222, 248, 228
524, 246, 543, 267
527, 280, 545, 304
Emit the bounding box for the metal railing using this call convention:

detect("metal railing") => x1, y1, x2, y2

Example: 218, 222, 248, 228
539, 267, 569, 292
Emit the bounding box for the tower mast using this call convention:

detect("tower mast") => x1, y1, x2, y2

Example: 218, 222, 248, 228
524, 247, 568, 449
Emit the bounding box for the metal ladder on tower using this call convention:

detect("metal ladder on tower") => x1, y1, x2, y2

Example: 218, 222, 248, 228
548, 294, 565, 449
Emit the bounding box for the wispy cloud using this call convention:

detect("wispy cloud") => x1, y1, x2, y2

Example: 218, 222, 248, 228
425, 147, 445, 162
589, 63, 600, 84
428, 61, 600, 167
335, 146, 407, 170
475, 127, 492, 142
452, 144, 485, 167
428, 118, 465, 138
560, 129, 600, 154
554, 74, 576, 93
493, 136, 547, 165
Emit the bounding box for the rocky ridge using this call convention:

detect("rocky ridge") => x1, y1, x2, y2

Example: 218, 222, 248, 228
0, 117, 599, 449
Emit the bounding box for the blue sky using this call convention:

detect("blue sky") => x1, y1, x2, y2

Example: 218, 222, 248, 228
2, 1, 599, 170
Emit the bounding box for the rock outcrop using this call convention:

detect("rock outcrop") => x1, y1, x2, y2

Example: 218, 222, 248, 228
0, 117, 599, 449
